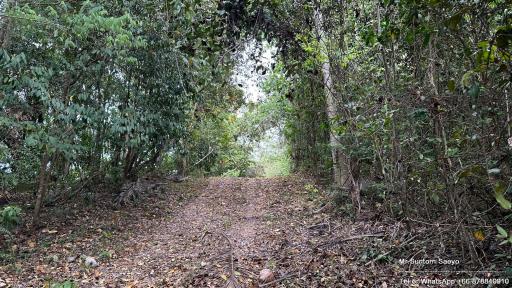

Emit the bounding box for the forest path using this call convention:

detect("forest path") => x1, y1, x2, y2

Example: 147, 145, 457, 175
98, 176, 314, 287
3, 176, 391, 287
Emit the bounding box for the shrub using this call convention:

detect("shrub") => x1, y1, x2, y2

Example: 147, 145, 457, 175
1, 205, 22, 230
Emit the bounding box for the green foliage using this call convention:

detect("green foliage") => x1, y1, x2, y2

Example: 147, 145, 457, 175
0, 226, 11, 240
496, 225, 512, 246
495, 182, 512, 210
222, 168, 243, 177
259, 146, 291, 177
0, 206, 21, 230
1, 0, 248, 215
260, 61, 331, 175
0, 0, 510, 254
0, 249, 15, 265
304, 184, 319, 194
98, 250, 113, 260
50, 281, 76, 288
0, 146, 39, 191
187, 109, 252, 177
241, 0, 512, 225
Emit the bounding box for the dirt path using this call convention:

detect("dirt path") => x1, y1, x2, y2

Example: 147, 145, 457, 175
2, 176, 395, 287
99, 177, 301, 287
96, 177, 393, 287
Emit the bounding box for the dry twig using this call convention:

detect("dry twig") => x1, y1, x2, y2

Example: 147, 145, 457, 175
201, 231, 240, 288
314, 233, 385, 249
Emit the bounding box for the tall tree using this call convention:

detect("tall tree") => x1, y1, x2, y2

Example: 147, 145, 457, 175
313, 2, 348, 188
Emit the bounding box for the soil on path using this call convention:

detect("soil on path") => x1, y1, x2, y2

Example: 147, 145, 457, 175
96, 177, 393, 287
99, 177, 309, 287
2, 176, 395, 287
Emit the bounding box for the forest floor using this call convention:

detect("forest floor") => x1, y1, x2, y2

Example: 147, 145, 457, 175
0, 176, 499, 287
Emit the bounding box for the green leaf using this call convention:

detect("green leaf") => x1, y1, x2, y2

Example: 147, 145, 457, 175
24, 134, 39, 147
461, 70, 476, 87
362, 29, 377, 46
422, 31, 431, 48
495, 181, 512, 210
497, 225, 508, 238
447, 147, 459, 157
64, 38, 76, 49
447, 79, 455, 92
446, 13, 463, 31
457, 164, 487, 180
468, 84, 480, 98
430, 192, 440, 204
496, 27, 512, 49
405, 29, 415, 44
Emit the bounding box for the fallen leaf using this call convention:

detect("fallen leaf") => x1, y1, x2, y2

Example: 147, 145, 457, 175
27, 240, 36, 248
473, 230, 485, 241
259, 269, 275, 283
94, 270, 102, 278
35, 265, 46, 274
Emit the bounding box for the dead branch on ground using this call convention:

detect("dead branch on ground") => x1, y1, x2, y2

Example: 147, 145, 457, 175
314, 233, 385, 249
201, 231, 240, 288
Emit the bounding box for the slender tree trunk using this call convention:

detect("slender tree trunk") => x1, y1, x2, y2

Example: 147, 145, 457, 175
33, 151, 49, 228
507, 90, 511, 139
91, 77, 105, 176
377, 4, 408, 215
0, 1, 14, 49
177, 155, 187, 178
313, 4, 348, 188
0, 18, 10, 48
428, 34, 455, 212
112, 143, 121, 169
92, 124, 104, 177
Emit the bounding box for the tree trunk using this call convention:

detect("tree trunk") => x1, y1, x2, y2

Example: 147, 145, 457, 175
313, 4, 348, 188
177, 155, 187, 178
33, 151, 49, 228
0, 1, 14, 49
123, 147, 138, 179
